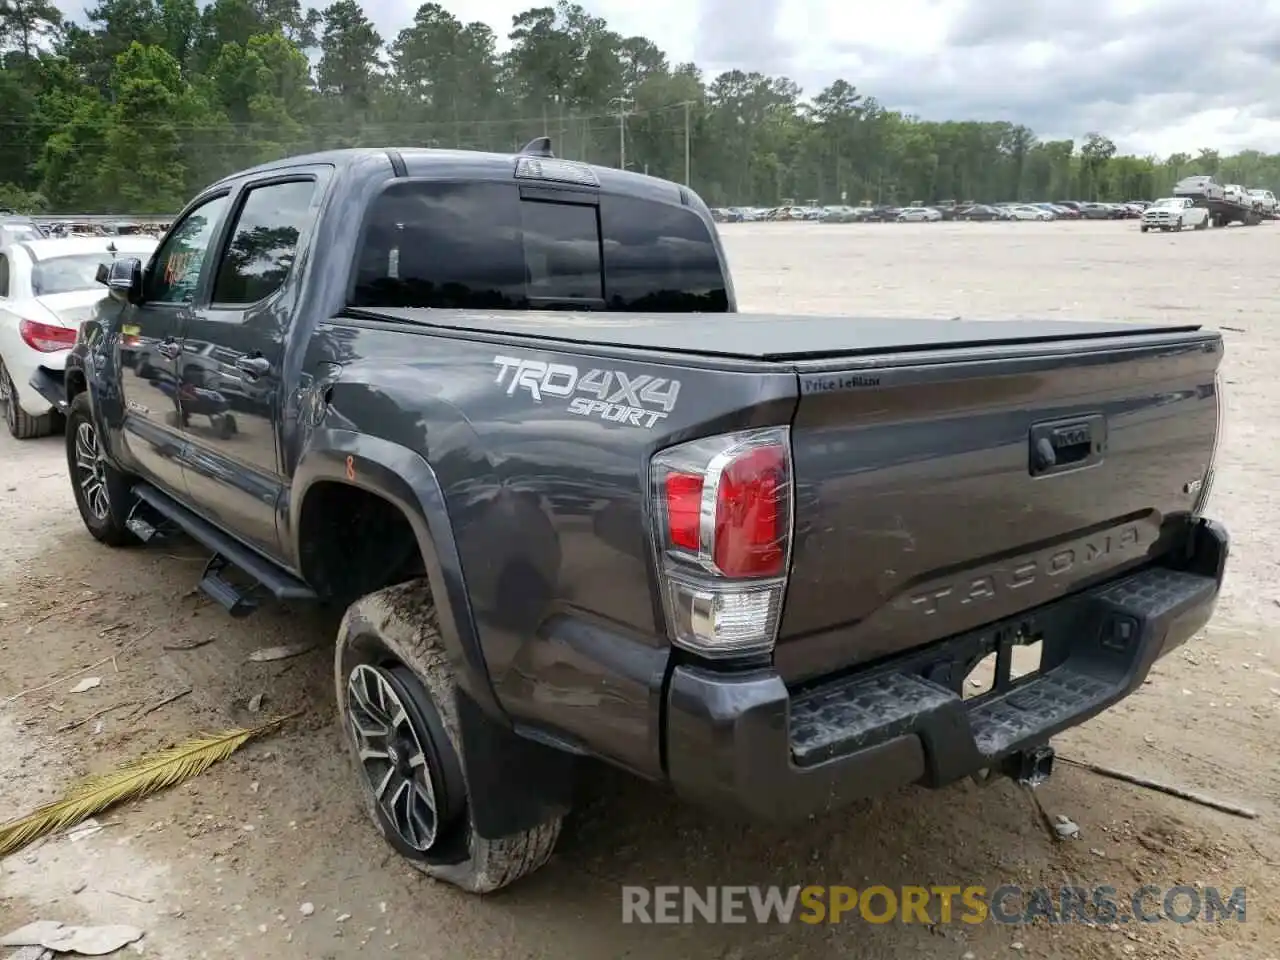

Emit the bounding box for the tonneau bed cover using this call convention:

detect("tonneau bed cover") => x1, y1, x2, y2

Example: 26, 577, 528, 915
346, 308, 1206, 362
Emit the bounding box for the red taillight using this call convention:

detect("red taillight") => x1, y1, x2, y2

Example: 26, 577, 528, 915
651, 427, 793, 659
713, 446, 785, 576
19, 319, 77, 353
665, 473, 703, 550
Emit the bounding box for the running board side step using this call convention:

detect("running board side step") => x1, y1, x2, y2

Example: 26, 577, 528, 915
131, 483, 317, 617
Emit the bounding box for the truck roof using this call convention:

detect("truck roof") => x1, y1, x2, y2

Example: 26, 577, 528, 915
351, 308, 1205, 362
210, 146, 689, 206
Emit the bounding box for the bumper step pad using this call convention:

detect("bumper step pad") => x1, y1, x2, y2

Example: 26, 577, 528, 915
788, 565, 1217, 781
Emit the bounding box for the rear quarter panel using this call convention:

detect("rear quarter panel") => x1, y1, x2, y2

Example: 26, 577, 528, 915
301, 319, 795, 775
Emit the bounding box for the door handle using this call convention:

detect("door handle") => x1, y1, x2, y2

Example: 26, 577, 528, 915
1028, 414, 1107, 476
157, 339, 181, 360
234, 355, 271, 379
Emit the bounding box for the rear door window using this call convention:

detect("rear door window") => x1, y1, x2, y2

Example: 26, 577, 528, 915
211, 179, 318, 306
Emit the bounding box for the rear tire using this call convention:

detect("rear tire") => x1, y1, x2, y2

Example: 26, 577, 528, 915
65, 392, 138, 547
335, 580, 563, 894
1, 358, 53, 440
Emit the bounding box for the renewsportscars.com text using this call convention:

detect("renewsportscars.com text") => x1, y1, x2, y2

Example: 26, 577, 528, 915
621, 884, 1248, 925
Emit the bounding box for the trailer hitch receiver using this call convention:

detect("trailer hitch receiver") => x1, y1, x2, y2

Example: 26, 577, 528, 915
1003, 744, 1055, 787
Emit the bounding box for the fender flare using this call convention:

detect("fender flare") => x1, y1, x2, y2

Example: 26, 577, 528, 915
290, 428, 505, 722
291, 429, 578, 837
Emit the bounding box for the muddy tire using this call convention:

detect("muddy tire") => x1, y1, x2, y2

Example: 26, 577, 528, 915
1, 357, 54, 440
335, 580, 562, 893
65, 392, 138, 546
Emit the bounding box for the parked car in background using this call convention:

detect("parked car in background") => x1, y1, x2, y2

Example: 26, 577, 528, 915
1173, 176, 1226, 202
933, 200, 961, 220
819, 205, 864, 223
1078, 203, 1118, 220
1008, 204, 1053, 221
1140, 197, 1210, 233
956, 204, 1005, 221
0, 235, 158, 438
0, 215, 46, 248
865, 205, 900, 222
897, 206, 941, 222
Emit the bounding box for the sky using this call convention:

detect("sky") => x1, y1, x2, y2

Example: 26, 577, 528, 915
55, 0, 1280, 156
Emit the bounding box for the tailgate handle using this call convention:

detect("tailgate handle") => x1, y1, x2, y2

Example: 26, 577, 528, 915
1029, 415, 1106, 477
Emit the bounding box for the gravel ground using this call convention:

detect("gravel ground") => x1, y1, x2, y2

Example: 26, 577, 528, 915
1, 220, 1277, 960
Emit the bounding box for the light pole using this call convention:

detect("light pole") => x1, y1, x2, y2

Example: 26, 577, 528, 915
610, 96, 634, 170
680, 100, 695, 185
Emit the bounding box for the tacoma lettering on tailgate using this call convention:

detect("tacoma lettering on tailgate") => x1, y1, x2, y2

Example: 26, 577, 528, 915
907, 524, 1145, 616
492, 355, 681, 428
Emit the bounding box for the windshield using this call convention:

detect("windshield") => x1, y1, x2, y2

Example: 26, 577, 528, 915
31, 253, 115, 296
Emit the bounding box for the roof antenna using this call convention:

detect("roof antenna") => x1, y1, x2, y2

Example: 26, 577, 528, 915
519, 137, 555, 158
107, 240, 117, 256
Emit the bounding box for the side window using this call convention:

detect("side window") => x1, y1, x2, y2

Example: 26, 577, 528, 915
147, 194, 230, 304
600, 198, 729, 312
0, 253, 8, 297
211, 180, 318, 306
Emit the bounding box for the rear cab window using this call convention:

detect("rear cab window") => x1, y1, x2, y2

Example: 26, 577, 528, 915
350, 180, 728, 312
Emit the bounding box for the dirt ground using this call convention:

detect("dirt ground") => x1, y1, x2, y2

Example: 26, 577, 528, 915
2, 220, 1278, 960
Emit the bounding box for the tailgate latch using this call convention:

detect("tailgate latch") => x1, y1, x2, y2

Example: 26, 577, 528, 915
1028, 414, 1107, 477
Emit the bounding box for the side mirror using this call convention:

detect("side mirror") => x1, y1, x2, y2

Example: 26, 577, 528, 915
98, 257, 143, 303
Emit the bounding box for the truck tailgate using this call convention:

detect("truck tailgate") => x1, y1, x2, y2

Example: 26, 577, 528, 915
777, 330, 1221, 684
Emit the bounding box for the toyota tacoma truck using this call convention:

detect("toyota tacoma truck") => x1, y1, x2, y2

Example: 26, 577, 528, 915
42, 142, 1229, 893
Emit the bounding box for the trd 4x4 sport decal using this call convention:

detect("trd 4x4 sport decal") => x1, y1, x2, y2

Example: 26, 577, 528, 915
492, 355, 681, 429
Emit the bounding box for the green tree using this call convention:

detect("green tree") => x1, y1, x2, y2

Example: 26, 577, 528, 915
96, 42, 213, 212
316, 0, 381, 113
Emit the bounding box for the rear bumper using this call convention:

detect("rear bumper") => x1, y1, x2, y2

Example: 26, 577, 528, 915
664, 518, 1229, 821
28, 367, 68, 414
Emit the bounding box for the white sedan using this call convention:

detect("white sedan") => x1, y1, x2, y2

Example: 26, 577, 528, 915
896, 207, 942, 222
1008, 204, 1053, 221
0, 235, 157, 439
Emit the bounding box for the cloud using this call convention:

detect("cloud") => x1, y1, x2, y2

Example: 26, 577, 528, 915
787, 0, 1280, 155
51, 0, 1280, 155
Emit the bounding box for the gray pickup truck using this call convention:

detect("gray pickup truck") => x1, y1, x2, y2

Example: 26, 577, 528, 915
43, 142, 1229, 893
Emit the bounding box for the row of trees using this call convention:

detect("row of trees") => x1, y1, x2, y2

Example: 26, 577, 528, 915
3, 0, 1280, 214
